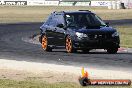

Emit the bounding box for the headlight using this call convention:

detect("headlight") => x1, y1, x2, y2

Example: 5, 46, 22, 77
76, 32, 88, 38
112, 32, 119, 37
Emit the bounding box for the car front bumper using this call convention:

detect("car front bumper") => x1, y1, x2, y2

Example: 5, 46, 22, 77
73, 38, 120, 49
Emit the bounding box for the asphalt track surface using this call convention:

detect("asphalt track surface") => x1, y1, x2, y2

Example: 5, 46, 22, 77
0, 22, 132, 72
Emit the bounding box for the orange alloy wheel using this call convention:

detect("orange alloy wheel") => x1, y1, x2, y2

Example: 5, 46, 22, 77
42, 35, 47, 50
66, 36, 73, 53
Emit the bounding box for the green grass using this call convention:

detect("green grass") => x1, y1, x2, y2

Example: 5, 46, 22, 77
116, 26, 132, 48
0, 79, 131, 88
1, 6, 132, 23
0, 6, 107, 23
0, 6, 132, 48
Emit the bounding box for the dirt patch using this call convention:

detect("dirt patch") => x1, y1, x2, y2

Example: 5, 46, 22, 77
0, 59, 80, 83
0, 68, 78, 83
0, 68, 33, 81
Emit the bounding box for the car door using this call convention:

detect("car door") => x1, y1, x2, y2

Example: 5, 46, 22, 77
44, 15, 58, 46
54, 14, 66, 46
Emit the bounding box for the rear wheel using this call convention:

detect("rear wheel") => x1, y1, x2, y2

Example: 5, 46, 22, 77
107, 48, 118, 54
65, 36, 76, 53
42, 35, 52, 52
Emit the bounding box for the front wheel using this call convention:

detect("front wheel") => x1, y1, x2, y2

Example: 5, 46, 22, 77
41, 35, 52, 52
65, 36, 76, 53
107, 48, 118, 54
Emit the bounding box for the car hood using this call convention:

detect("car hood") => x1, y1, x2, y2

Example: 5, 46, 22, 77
71, 26, 116, 34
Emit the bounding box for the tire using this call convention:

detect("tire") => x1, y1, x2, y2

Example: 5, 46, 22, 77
39, 35, 42, 43
41, 35, 52, 52
107, 48, 118, 54
65, 36, 76, 53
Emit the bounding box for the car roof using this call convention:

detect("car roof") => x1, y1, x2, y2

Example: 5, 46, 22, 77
65, 11, 93, 14
52, 10, 94, 15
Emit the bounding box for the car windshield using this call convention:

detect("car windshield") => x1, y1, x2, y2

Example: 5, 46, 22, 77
65, 13, 106, 28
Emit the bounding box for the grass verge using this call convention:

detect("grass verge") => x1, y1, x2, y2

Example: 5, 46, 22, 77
116, 26, 132, 48
0, 79, 131, 88
1, 6, 132, 23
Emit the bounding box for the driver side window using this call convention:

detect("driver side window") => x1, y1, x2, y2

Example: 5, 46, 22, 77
66, 15, 75, 27
55, 15, 65, 26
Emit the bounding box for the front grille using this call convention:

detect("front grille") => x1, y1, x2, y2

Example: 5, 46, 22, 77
87, 34, 112, 40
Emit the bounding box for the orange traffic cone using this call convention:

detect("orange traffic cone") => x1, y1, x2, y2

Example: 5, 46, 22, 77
79, 67, 91, 86
81, 67, 88, 78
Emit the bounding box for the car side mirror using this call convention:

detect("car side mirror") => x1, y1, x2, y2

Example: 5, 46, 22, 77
57, 24, 64, 28
105, 22, 109, 26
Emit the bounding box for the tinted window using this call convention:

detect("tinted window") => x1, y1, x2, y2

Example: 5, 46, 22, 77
49, 15, 57, 27
55, 14, 64, 25
65, 13, 106, 28
46, 14, 64, 27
